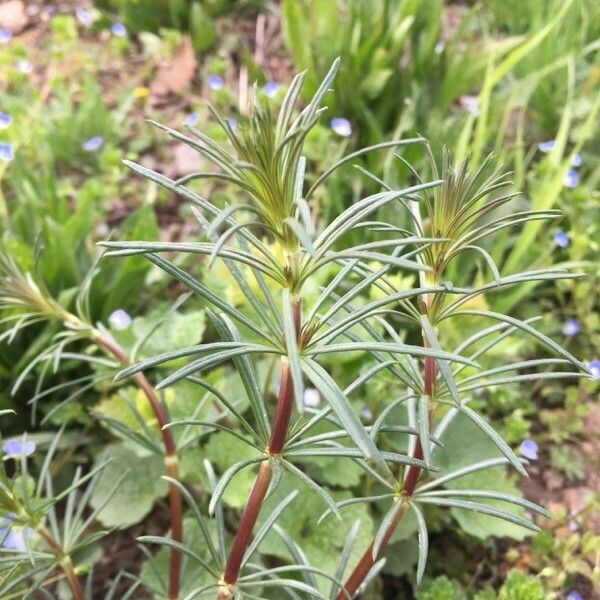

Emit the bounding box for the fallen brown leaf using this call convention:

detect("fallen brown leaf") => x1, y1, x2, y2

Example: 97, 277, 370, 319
150, 36, 197, 97
166, 143, 203, 179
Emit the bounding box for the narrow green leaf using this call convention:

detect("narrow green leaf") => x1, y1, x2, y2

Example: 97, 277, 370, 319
330, 520, 361, 600
208, 457, 265, 516
418, 395, 431, 467
410, 502, 428, 585
372, 499, 403, 560
447, 310, 590, 374
420, 314, 461, 405
273, 523, 319, 589
281, 459, 341, 520
301, 358, 390, 477
242, 490, 299, 566
137, 536, 219, 578
417, 457, 526, 494
460, 405, 526, 476
413, 497, 540, 532
416, 489, 549, 517
282, 289, 304, 414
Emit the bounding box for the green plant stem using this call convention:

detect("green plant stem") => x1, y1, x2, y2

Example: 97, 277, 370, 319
37, 526, 84, 600
217, 298, 302, 599
335, 350, 437, 600
93, 332, 182, 600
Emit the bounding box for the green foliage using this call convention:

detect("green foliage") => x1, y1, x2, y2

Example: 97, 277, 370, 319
496, 571, 550, 600
433, 413, 532, 541
94, 0, 260, 52
419, 571, 552, 600
0, 3, 597, 598
549, 445, 585, 482
89, 443, 169, 527
418, 576, 467, 600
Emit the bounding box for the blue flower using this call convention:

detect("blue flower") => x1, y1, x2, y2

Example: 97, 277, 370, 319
330, 117, 352, 137
360, 404, 373, 421
227, 117, 237, 130
207, 75, 224, 91
553, 230, 569, 248
461, 96, 480, 116
185, 112, 199, 126
1, 525, 33, 552
589, 360, 600, 380
15, 59, 33, 74
108, 309, 131, 330
111, 22, 127, 37
0, 143, 14, 162
563, 169, 580, 188
263, 80, 279, 98
76, 7, 93, 28
435, 41, 445, 54
82, 136, 104, 152
3, 438, 36, 457
519, 439, 538, 461
0, 29, 12, 44
571, 153, 582, 168
0, 113, 12, 129
562, 319, 581, 336
566, 592, 583, 600
303, 388, 321, 408
537, 139, 555, 153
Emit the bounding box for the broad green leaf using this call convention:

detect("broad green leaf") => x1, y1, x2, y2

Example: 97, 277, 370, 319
89, 443, 168, 528
425, 412, 533, 540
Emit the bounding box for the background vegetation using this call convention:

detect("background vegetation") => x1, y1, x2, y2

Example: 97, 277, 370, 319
0, 1, 598, 598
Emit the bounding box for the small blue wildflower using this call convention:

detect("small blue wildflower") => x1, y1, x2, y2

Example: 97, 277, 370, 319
82, 136, 104, 152
15, 59, 33, 74
563, 169, 580, 188
207, 75, 224, 91
0, 113, 12, 129
519, 439, 538, 461
553, 230, 569, 248
3, 438, 36, 457
360, 404, 373, 421
568, 519, 579, 531
185, 112, 198, 126
537, 139, 555, 153
111, 22, 127, 37
108, 309, 131, 330
76, 7, 93, 28
462, 96, 479, 116
1, 527, 33, 552
562, 319, 581, 336
566, 592, 583, 600
0, 29, 12, 44
263, 80, 279, 98
571, 153, 582, 168
589, 359, 600, 380
0, 143, 14, 162
227, 117, 237, 130
303, 388, 321, 408
435, 41, 445, 54
330, 117, 352, 137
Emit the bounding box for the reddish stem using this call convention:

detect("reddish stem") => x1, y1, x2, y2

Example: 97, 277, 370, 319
221, 461, 273, 588
336, 352, 437, 600
268, 360, 293, 454
94, 333, 182, 600
217, 298, 302, 598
